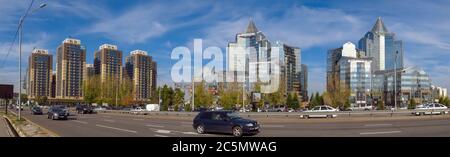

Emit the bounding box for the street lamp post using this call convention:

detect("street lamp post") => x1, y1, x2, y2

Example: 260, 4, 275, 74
17, 0, 46, 120
394, 51, 398, 109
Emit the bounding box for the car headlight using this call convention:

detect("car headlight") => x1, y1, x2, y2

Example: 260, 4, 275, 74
246, 123, 254, 127
54, 113, 58, 116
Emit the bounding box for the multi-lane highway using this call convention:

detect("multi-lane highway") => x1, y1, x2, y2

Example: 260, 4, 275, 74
13, 108, 450, 137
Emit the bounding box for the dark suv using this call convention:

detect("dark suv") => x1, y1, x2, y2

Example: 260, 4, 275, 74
47, 106, 69, 120
31, 107, 43, 115
76, 105, 94, 114
193, 111, 260, 137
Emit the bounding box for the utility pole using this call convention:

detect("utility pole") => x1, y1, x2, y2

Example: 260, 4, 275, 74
394, 51, 398, 109
192, 78, 195, 111
16, 0, 46, 120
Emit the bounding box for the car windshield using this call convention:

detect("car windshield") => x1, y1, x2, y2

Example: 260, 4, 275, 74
226, 112, 241, 119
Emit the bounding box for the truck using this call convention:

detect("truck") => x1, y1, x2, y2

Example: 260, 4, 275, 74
146, 104, 160, 112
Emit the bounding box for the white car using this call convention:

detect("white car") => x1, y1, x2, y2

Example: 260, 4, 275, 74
300, 105, 338, 119
94, 107, 107, 112
412, 103, 448, 116
130, 107, 147, 114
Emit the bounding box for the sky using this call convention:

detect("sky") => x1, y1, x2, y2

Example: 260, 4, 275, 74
0, 0, 449, 96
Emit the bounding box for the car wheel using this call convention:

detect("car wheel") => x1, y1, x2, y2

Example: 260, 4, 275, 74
196, 125, 205, 134
232, 126, 243, 137
304, 115, 309, 119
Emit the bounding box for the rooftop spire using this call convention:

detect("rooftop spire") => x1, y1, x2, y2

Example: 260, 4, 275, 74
246, 18, 258, 33
371, 17, 389, 34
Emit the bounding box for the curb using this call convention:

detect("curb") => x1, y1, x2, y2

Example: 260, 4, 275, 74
3, 116, 24, 137
2, 116, 19, 137
8, 110, 60, 137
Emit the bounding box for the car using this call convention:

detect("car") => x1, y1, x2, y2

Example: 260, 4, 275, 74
30, 106, 43, 115
94, 107, 107, 112
76, 105, 94, 114
412, 103, 448, 116
47, 106, 69, 120
130, 107, 147, 115
194, 107, 208, 112
15, 105, 24, 111
287, 108, 295, 112
193, 111, 260, 137
300, 105, 338, 119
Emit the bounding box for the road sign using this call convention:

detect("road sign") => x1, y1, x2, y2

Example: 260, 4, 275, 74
0, 84, 13, 99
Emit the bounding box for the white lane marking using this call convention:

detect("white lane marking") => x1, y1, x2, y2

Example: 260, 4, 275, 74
96, 124, 137, 134
365, 124, 393, 127
104, 119, 115, 123
155, 130, 171, 134
359, 130, 402, 135
133, 118, 145, 121
261, 125, 285, 128
183, 132, 198, 135
73, 120, 88, 124
146, 124, 164, 128
154, 134, 169, 137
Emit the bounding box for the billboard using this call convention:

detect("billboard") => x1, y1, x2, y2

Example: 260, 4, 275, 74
252, 92, 261, 103
0, 84, 14, 99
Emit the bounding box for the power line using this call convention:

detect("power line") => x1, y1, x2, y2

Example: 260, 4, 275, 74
0, 27, 20, 68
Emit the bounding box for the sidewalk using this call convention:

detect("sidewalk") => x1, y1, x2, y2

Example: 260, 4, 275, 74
0, 117, 12, 137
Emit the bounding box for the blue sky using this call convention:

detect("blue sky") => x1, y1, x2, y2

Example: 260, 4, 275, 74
1, 0, 449, 96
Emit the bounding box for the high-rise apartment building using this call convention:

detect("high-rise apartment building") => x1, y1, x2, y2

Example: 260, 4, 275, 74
125, 50, 157, 101
94, 44, 122, 83
27, 49, 52, 99
56, 38, 86, 100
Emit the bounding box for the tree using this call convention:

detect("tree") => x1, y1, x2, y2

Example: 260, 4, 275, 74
444, 96, 450, 106
408, 98, 417, 109
218, 82, 242, 110
20, 94, 28, 104
173, 88, 185, 111
291, 93, 300, 109
286, 93, 293, 108
118, 77, 133, 106
194, 81, 213, 109
377, 99, 385, 110
83, 75, 100, 105
35, 96, 48, 106
161, 85, 174, 111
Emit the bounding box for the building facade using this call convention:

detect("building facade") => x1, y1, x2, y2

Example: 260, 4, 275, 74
94, 44, 123, 83
27, 49, 53, 99
300, 64, 308, 102
327, 42, 372, 107
358, 17, 403, 71
125, 50, 157, 102
227, 19, 304, 99
227, 19, 271, 92
431, 85, 448, 99
375, 67, 433, 107
56, 38, 86, 100
86, 64, 94, 78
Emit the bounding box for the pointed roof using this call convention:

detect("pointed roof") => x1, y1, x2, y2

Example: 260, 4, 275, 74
246, 19, 259, 33
371, 17, 389, 34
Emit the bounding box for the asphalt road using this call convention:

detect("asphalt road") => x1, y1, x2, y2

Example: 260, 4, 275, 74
0, 117, 12, 137
14, 109, 450, 137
